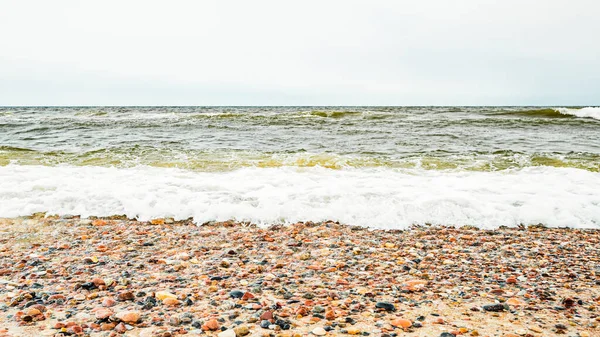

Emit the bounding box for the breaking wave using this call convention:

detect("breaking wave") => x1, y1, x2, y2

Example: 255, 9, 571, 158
0, 165, 598, 228
496, 107, 600, 120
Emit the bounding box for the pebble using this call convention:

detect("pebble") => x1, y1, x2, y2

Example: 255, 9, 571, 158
312, 327, 327, 335
483, 303, 508, 312
155, 291, 177, 300
234, 325, 250, 336
390, 318, 411, 329
115, 311, 141, 323
102, 297, 116, 307
202, 319, 220, 331
218, 329, 236, 337
230, 290, 244, 298
94, 308, 114, 320
375, 302, 396, 311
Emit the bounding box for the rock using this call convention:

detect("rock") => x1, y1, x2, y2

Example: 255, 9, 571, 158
115, 311, 141, 323
94, 308, 113, 320
241, 292, 255, 300
325, 310, 336, 320
101, 322, 116, 331
70, 325, 83, 334
234, 325, 250, 336
375, 302, 396, 311
390, 318, 411, 329
155, 291, 177, 300
26, 308, 41, 316
347, 327, 360, 334
102, 297, 116, 307
439, 333, 456, 337
483, 303, 508, 312
117, 291, 134, 301
506, 298, 526, 306
202, 319, 219, 331
230, 290, 244, 298
114, 322, 127, 333
528, 326, 542, 333
92, 278, 105, 287
313, 305, 325, 313
260, 311, 273, 321
169, 316, 180, 326
218, 330, 236, 337
260, 320, 271, 328
74, 312, 91, 321
163, 297, 181, 306
312, 327, 327, 335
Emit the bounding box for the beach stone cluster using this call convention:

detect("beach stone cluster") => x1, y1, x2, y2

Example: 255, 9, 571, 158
0, 216, 599, 336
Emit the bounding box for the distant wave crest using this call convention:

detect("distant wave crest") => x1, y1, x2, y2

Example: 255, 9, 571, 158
498, 107, 600, 120
556, 107, 600, 120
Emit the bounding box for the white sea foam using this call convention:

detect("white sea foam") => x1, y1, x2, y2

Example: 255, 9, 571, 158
1, 165, 599, 228
557, 107, 600, 120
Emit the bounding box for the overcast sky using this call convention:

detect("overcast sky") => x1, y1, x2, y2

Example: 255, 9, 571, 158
1, 0, 598, 106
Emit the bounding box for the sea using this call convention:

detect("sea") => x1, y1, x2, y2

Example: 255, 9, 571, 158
0, 106, 599, 228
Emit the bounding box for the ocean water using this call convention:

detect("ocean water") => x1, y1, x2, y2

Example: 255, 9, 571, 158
0, 106, 599, 228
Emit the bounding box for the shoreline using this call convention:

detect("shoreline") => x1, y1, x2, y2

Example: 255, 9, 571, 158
0, 217, 598, 337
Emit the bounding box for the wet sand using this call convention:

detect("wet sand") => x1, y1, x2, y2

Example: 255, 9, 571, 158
0, 216, 598, 337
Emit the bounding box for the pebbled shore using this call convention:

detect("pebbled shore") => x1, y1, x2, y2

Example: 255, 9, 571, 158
0, 216, 599, 337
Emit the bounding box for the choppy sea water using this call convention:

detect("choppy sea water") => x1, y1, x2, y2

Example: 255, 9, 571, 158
1, 106, 599, 228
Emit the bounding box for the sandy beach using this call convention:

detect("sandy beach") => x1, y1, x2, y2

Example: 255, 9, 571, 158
0, 216, 598, 337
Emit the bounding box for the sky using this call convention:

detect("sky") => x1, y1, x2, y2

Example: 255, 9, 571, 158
0, 0, 599, 106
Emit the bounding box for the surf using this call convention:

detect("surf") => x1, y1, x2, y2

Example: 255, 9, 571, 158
1, 164, 598, 228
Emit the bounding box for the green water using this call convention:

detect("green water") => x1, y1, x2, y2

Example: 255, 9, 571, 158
0, 106, 598, 172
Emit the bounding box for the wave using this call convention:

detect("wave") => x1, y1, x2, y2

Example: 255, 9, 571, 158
0, 165, 598, 228
1, 148, 598, 172
309, 110, 363, 118
495, 107, 600, 120
556, 107, 600, 120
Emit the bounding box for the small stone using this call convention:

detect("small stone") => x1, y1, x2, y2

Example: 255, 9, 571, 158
482, 303, 507, 312
74, 312, 91, 321
116, 311, 141, 323
163, 297, 181, 306
102, 297, 116, 307
202, 319, 219, 331
117, 291, 134, 301
218, 330, 236, 337
101, 322, 116, 331
390, 318, 411, 329
313, 305, 325, 313
26, 308, 41, 316
70, 325, 83, 334
260, 320, 271, 329
439, 333, 456, 337
312, 327, 327, 335
114, 323, 127, 333
234, 325, 250, 336
230, 290, 244, 298
155, 291, 177, 300
169, 316, 180, 326
347, 327, 360, 335
260, 311, 273, 321
506, 298, 526, 306
241, 292, 255, 300
528, 326, 542, 333
375, 302, 396, 311
95, 308, 114, 320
